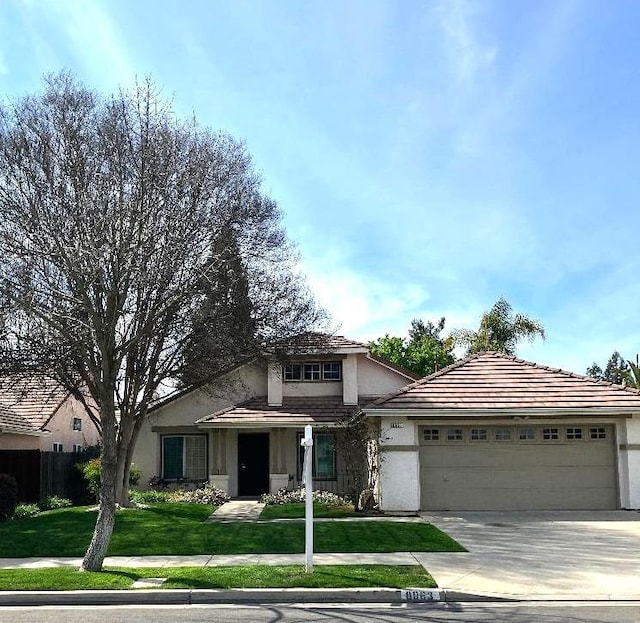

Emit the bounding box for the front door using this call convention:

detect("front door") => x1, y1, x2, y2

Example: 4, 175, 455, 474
237, 433, 270, 496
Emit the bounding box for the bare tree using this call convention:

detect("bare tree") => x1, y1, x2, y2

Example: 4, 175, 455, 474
0, 73, 323, 571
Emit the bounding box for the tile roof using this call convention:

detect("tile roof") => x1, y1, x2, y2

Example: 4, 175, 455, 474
0, 377, 69, 430
366, 351, 640, 412
0, 404, 34, 432
196, 396, 362, 426
273, 332, 368, 353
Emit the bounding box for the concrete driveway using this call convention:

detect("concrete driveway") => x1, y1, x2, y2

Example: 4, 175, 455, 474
414, 511, 640, 600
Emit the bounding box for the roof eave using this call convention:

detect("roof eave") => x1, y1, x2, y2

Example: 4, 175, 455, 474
363, 406, 640, 418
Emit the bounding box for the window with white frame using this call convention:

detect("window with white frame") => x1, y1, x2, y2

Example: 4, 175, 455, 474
72, 417, 82, 431
423, 428, 440, 441
52, 442, 64, 452
470, 428, 488, 441
494, 427, 512, 441
297, 432, 336, 480
446, 428, 464, 441
566, 427, 583, 440
590, 427, 607, 440
519, 427, 535, 441
542, 427, 559, 440
72, 444, 83, 453
283, 361, 342, 382
162, 435, 207, 480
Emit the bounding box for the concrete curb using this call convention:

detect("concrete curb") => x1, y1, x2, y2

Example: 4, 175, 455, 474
0, 588, 638, 606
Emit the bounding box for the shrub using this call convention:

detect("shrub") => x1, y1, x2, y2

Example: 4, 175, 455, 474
77, 458, 142, 500
261, 487, 350, 507
129, 489, 171, 504
0, 473, 19, 521
167, 484, 230, 506
39, 496, 73, 511
13, 503, 40, 519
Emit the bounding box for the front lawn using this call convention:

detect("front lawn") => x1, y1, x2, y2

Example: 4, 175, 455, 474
0, 503, 464, 557
259, 502, 356, 520
0, 565, 436, 590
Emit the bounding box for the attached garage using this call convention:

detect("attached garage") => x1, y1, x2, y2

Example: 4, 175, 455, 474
419, 423, 617, 510
367, 352, 640, 512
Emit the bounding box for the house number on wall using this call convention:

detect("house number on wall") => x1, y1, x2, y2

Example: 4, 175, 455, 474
390, 422, 404, 429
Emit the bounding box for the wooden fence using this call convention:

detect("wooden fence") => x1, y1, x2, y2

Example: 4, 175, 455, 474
0, 449, 96, 503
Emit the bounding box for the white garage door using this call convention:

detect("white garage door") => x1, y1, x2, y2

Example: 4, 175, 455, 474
419, 424, 617, 511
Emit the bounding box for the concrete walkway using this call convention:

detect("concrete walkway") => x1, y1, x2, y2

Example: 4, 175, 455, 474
206, 500, 265, 522
416, 511, 640, 600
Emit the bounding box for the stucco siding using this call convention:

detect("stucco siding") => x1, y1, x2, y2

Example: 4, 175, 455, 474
39, 395, 99, 452
133, 363, 265, 484
0, 433, 42, 450
357, 357, 412, 397
624, 415, 640, 508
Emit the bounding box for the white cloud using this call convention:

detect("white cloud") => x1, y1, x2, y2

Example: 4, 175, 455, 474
434, 0, 497, 86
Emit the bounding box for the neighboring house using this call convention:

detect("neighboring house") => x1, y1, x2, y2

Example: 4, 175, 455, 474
133, 333, 417, 497
0, 377, 99, 453
364, 352, 640, 512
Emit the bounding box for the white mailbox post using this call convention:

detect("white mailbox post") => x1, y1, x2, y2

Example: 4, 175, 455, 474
301, 424, 314, 573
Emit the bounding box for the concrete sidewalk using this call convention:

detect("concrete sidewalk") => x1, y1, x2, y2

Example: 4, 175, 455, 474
0, 552, 419, 569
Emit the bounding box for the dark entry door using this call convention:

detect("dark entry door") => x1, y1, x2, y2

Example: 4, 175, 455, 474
237, 433, 270, 496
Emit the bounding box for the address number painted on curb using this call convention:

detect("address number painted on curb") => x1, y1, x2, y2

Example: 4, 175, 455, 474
401, 589, 442, 602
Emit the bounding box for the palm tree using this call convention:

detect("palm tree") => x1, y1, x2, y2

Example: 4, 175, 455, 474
453, 297, 545, 356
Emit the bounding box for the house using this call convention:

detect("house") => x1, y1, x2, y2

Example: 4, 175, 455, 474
0, 377, 100, 453
364, 352, 640, 512
132, 333, 417, 497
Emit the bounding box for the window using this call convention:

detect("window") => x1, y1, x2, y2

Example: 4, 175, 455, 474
52, 442, 64, 453
283, 361, 342, 382
446, 429, 464, 441
162, 435, 207, 480
590, 427, 607, 440
423, 428, 440, 441
72, 417, 82, 431
322, 362, 341, 380
494, 428, 512, 441
543, 427, 559, 440
470, 428, 487, 441
566, 427, 583, 440
519, 427, 535, 441
283, 363, 302, 381
297, 432, 336, 480
304, 362, 321, 380
72, 444, 83, 453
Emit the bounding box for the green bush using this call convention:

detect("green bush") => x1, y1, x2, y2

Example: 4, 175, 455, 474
0, 473, 19, 521
77, 459, 142, 500
13, 503, 40, 519
129, 489, 171, 504
39, 496, 72, 511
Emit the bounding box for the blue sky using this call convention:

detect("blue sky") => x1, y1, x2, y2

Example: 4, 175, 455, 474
1, 0, 639, 374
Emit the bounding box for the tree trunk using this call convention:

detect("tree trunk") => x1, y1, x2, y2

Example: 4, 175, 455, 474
82, 408, 118, 572
82, 448, 117, 571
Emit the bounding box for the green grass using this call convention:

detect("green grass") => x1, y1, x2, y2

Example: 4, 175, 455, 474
0, 504, 464, 557
259, 502, 356, 520
0, 565, 435, 590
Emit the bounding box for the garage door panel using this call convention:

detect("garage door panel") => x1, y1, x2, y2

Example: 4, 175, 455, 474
419, 424, 617, 511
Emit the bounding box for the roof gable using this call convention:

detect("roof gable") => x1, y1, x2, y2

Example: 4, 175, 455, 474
367, 351, 640, 412
0, 377, 69, 430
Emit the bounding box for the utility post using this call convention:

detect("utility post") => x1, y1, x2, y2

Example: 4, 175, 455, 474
301, 424, 314, 573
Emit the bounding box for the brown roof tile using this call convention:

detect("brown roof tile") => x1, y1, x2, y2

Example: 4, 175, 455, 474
197, 396, 362, 426
366, 352, 640, 412
0, 404, 35, 432
0, 377, 69, 430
